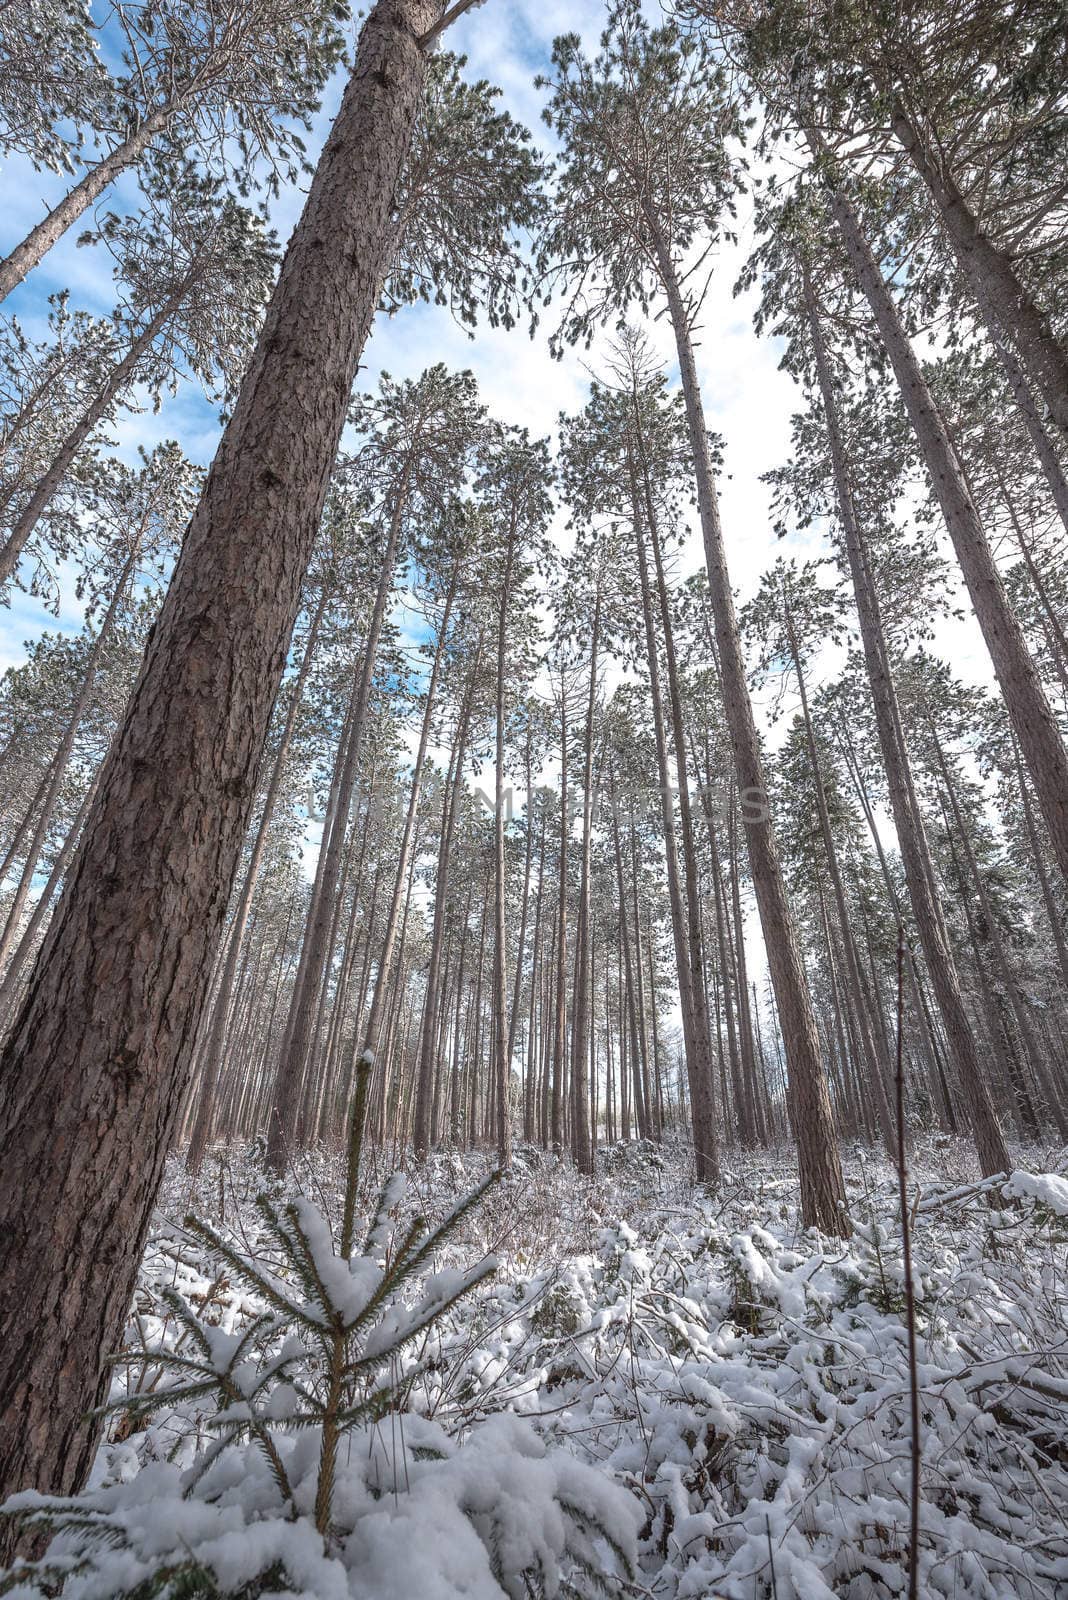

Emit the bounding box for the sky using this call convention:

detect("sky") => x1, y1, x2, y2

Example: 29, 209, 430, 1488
0, 0, 1002, 972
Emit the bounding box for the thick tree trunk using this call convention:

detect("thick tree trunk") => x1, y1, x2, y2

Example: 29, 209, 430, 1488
804, 271, 1011, 1179
650, 223, 846, 1231
0, 0, 439, 1524
828, 180, 1068, 892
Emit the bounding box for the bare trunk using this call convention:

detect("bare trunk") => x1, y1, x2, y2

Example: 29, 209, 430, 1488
493, 528, 517, 1170
266, 491, 409, 1172
650, 222, 846, 1231
828, 179, 1068, 892
0, 544, 140, 971
551, 688, 568, 1153
638, 428, 720, 1178
0, 772, 100, 1024
185, 590, 327, 1172
0, 307, 172, 587
368, 584, 457, 1092
786, 606, 895, 1152
0, 107, 176, 304
932, 729, 1068, 1139
804, 269, 1010, 1178
569, 584, 600, 1175
412, 645, 480, 1155
627, 447, 716, 1176
890, 103, 1068, 442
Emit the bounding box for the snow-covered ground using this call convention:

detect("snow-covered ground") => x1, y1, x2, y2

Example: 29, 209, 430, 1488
5, 1136, 1068, 1598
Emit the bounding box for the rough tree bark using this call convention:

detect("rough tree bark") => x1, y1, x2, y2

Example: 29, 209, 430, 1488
0, 0, 441, 1526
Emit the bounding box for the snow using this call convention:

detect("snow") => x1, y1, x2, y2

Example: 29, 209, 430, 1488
1002, 1168, 1068, 1215
3, 1138, 1067, 1598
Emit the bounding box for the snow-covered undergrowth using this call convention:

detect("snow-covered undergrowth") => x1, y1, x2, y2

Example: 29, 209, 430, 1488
5, 1135, 1068, 1598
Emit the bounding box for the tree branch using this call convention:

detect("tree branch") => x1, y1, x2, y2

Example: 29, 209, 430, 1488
419, 0, 486, 50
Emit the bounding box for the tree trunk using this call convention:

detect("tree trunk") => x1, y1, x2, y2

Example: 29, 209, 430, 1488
361, 567, 456, 1062
0, 105, 178, 304
0, 0, 440, 1524
987, 324, 1068, 535
185, 589, 328, 1172
932, 729, 1068, 1139
551, 683, 568, 1153
569, 582, 600, 1175
492, 525, 517, 1171
1013, 735, 1068, 1000
889, 103, 1068, 442
412, 644, 480, 1155
827, 178, 1068, 892
0, 303, 175, 586
637, 428, 721, 1177
627, 448, 716, 1176
266, 487, 410, 1173
0, 545, 139, 974
804, 267, 1011, 1179
785, 605, 895, 1152
0, 772, 100, 1024
649, 220, 846, 1231
508, 724, 535, 1072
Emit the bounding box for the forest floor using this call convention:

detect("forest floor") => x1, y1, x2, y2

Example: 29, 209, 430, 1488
22, 1135, 1068, 1599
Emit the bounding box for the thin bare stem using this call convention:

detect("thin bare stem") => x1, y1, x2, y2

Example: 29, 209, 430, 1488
895, 923, 921, 1600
